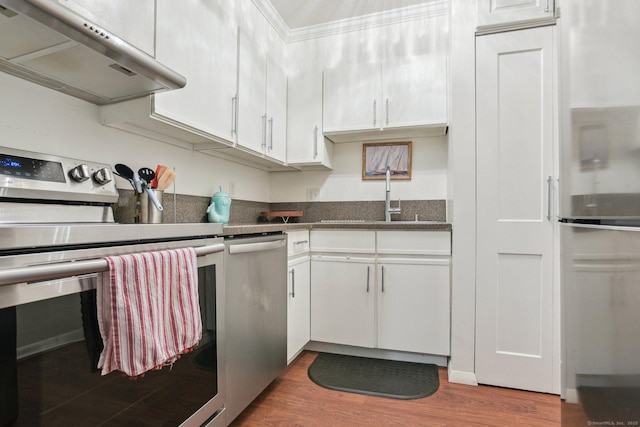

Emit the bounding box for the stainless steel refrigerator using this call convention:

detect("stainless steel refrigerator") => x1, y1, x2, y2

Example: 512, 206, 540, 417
559, 1, 640, 424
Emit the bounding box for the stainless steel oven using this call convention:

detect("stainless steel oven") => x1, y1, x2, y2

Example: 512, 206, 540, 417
0, 147, 226, 427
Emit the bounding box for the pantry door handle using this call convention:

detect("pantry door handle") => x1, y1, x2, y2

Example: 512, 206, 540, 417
381, 265, 385, 292
547, 176, 553, 221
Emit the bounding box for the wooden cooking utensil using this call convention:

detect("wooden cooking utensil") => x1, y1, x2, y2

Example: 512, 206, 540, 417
156, 168, 176, 190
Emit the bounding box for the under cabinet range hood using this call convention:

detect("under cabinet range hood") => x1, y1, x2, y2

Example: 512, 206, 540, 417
0, 0, 186, 105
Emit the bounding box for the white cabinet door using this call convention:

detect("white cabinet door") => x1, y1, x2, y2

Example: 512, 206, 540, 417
476, 27, 556, 393
264, 55, 287, 163
58, 0, 155, 55
323, 56, 447, 137
310, 256, 375, 348
382, 55, 447, 129
287, 70, 332, 169
287, 257, 310, 363
323, 62, 382, 133
377, 259, 450, 355
154, 0, 237, 143
237, 11, 287, 163
477, 0, 555, 30
237, 25, 267, 155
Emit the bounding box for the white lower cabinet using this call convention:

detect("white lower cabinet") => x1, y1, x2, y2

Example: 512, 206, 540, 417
287, 230, 311, 363
309, 229, 451, 356
287, 256, 311, 363
377, 258, 450, 355
310, 255, 376, 348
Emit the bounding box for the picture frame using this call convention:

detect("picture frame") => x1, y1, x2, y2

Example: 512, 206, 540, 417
362, 141, 412, 180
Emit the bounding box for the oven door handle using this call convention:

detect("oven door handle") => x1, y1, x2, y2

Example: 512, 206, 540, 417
0, 243, 225, 287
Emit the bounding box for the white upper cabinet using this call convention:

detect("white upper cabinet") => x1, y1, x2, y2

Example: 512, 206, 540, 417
265, 54, 287, 163
153, 0, 238, 144
477, 0, 556, 32
99, 0, 238, 152
382, 55, 447, 129
237, 4, 287, 164
57, 0, 155, 55
286, 70, 333, 169
323, 62, 382, 134
237, 25, 266, 155
323, 54, 447, 143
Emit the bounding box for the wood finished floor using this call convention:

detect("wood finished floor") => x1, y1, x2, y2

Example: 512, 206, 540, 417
230, 351, 563, 427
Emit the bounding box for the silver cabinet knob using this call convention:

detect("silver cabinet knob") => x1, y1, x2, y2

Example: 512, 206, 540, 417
93, 167, 113, 185
68, 164, 90, 182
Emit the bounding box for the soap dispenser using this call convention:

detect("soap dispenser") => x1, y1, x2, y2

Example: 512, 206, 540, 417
207, 186, 231, 224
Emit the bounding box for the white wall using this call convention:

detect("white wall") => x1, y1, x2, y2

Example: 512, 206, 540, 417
0, 73, 271, 202
270, 136, 448, 202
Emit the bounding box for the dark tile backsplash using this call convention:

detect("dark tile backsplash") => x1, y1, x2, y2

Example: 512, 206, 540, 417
113, 189, 446, 225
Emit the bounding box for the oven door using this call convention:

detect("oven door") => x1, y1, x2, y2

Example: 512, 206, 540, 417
0, 238, 226, 427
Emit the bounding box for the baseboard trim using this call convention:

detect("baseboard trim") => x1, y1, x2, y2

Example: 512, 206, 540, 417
563, 387, 579, 404
447, 364, 478, 386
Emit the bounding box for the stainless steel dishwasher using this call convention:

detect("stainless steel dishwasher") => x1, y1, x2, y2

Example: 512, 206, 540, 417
224, 232, 288, 424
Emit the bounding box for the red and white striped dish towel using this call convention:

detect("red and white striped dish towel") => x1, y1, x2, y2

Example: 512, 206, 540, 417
96, 247, 202, 378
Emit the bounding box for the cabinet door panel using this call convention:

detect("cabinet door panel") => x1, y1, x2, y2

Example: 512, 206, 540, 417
323, 62, 381, 133
237, 27, 267, 154
265, 55, 287, 162
377, 261, 450, 355
155, 0, 237, 142
310, 258, 375, 348
288, 258, 310, 363
287, 70, 323, 163
383, 55, 447, 129
476, 27, 555, 393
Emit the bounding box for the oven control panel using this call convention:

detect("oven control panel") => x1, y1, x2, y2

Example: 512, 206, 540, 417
0, 146, 119, 203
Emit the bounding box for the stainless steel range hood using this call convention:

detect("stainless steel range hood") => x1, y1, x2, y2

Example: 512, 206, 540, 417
0, 0, 186, 105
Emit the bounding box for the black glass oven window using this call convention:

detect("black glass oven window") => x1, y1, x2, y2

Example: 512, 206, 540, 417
9, 264, 219, 426
0, 154, 66, 183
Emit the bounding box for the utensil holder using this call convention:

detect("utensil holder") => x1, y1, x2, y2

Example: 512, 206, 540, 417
140, 190, 163, 224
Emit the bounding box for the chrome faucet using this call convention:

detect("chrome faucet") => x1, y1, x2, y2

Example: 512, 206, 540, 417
385, 166, 401, 222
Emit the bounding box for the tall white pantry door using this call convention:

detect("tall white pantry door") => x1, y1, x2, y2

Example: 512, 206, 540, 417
475, 26, 556, 393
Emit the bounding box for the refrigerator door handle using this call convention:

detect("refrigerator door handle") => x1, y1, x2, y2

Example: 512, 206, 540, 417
547, 176, 553, 222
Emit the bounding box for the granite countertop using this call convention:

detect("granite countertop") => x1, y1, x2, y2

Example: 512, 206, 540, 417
221, 221, 452, 236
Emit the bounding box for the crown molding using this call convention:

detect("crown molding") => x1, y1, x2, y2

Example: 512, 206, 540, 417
252, 0, 450, 43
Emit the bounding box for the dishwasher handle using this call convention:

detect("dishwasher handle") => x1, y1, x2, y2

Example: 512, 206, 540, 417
227, 238, 286, 254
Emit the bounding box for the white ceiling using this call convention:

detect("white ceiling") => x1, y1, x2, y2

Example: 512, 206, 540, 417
267, 0, 434, 29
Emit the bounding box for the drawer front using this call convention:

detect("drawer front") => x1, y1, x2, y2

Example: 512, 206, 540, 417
377, 230, 451, 256
287, 230, 310, 256
310, 230, 376, 254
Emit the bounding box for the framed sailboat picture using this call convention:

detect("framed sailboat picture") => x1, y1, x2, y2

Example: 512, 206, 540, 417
362, 141, 412, 180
